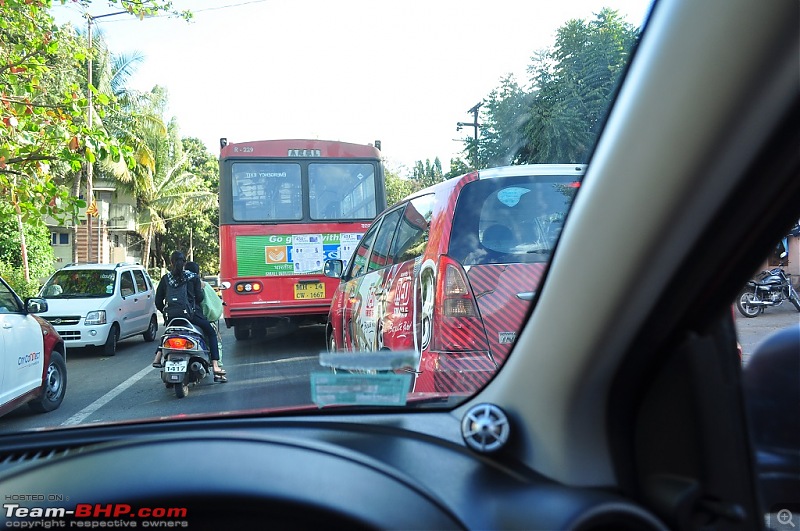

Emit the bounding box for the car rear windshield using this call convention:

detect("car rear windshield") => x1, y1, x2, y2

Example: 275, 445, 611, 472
448, 175, 578, 265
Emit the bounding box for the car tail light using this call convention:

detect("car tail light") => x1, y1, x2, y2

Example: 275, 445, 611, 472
442, 266, 479, 318
432, 256, 489, 352
441, 262, 478, 318
164, 337, 195, 350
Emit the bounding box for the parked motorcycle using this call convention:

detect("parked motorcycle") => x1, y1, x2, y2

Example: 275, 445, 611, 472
157, 317, 213, 398
736, 265, 800, 318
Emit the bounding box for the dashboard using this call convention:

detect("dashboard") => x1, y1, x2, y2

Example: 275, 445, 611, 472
0, 412, 665, 530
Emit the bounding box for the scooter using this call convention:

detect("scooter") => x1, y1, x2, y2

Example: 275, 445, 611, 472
157, 317, 213, 398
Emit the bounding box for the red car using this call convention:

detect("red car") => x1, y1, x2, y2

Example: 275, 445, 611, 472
0, 275, 67, 417
325, 164, 585, 394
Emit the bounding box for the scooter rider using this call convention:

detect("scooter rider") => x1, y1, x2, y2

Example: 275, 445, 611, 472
184, 261, 224, 365
153, 251, 227, 382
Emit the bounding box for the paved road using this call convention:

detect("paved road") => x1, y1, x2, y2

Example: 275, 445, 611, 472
1, 304, 794, 432
0, 322, 328, 432
735, 303, 800, 364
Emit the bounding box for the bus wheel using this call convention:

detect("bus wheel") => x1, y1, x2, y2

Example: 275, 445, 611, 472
234, 325, 250, 341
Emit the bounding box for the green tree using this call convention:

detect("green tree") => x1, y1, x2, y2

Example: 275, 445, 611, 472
385, 166, 417, 207
127, 96, 215, 269
445, 157, 471, 179
471, 9, 638, 166
411, 157, 444, 189
0, 213, 54, 295
1, 0, 190, 279
479, 76, 532, 167
153, 137, 220, 275
521, 9, 638, 163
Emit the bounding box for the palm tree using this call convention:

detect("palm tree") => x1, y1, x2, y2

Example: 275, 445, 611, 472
132, 118, 216, 268
66, 29, 160, 262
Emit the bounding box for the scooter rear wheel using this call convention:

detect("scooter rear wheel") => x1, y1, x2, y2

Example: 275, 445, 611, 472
175, 380, 189, 398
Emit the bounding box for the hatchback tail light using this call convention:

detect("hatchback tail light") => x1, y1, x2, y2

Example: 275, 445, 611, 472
431, 256, 489, 352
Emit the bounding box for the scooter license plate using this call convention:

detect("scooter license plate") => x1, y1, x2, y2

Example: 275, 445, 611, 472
165, 360, 188, 373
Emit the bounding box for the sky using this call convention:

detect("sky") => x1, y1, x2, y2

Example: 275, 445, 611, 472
52, 0, 652, 176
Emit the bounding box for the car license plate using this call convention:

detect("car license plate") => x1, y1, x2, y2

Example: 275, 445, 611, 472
165, 360, 188, 373
294, 282, 325, 300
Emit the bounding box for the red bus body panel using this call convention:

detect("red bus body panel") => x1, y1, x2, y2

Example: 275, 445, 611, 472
220, 222, 372, 320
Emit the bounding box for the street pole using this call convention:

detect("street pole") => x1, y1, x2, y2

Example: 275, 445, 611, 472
85, 10, 127, 263
457, 102, 482, 169
86, 16, 93, 263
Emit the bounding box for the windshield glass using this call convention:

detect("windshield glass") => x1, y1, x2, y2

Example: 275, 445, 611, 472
41, 270, 117, 298
0, 0, 652, 432
231, 163, 303, 221
309, 163, 378, 221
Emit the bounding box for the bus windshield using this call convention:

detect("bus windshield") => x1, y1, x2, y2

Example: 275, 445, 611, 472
232, 163, 302, 221
231, 162, 379, 222
309, 163, 377, 221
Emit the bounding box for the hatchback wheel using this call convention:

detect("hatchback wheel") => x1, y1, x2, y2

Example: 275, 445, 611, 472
143, 315, 158, 342
28, 352, 67, 413
103, 324, 119, 356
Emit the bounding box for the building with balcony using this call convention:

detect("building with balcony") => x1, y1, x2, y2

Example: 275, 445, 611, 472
47, 180, 143, 270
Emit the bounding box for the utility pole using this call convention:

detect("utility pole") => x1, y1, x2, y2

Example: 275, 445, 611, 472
456, 102, 482, 168
85, 10, 127, 263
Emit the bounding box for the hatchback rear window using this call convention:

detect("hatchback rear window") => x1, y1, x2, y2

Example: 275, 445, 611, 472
448, 175, 578, 265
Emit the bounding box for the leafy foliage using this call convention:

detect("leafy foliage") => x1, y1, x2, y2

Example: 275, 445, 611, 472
0, 215, 54, 294
469, 9, 639, 166
1, 0, 94, 226
1, 0, 192, 277
126, 103, 216, 269
479, 76, 532, 167
445, 157, 471, 179
152, 136, 220, 275
384, 167, 417, 207
412, 158, 444, 189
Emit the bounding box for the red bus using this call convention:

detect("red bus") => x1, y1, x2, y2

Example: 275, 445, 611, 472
218, 139, 386, 340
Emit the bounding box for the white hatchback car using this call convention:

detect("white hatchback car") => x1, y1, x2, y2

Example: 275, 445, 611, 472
38, 263, 159, 356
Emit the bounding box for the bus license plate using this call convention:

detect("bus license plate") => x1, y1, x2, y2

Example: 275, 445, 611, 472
294, 282, 325, 300
165, 360, 188, 373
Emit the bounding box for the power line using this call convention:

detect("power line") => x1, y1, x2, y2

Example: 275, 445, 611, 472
83, 0, 273, 23
193, 0, 272, 14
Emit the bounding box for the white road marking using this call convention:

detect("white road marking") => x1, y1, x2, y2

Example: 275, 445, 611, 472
61, 365, 155, 426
